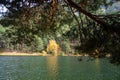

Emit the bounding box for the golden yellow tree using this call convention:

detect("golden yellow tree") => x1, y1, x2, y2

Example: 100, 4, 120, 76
46, 40, 61, 56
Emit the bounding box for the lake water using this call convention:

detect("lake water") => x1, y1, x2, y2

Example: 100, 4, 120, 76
0, 56, 120, 80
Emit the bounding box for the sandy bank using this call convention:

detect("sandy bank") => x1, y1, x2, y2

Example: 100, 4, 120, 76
0, 52, 83, 56
0, 52, 51, 56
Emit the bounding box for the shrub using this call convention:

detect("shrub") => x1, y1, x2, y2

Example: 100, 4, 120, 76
32, 36, 44, 52
61, 40, 71, 54
46, 40, 60, 56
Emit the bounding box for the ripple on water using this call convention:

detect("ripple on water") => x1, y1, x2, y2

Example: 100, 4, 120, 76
0, 56, 120, 80
0, 78, 6, 80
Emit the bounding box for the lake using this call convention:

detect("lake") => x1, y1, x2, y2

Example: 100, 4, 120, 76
0, 56, 120, 80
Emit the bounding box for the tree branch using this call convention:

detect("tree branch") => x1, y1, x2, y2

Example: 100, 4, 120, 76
66, 0, 120, 34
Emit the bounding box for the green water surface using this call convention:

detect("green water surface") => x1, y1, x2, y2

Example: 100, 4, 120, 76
0, 56, 120, 80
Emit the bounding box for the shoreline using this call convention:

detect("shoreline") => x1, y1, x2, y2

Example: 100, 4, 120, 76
0, 52, 47, 56
0, 52, 111, 57
0, 51, 82, 56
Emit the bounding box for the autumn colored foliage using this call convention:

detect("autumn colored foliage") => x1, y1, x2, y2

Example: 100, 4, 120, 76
46, 40, 61, 56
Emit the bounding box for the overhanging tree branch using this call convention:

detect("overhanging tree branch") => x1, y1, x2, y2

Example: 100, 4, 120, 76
66, 0, 120, 34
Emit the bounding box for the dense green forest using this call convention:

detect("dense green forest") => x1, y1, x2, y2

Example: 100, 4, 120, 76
0, 0, 120, 64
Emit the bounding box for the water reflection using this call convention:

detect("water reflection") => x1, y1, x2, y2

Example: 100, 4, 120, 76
46, 57, 58, 79
95, 58, 101, 71
0, 56, 120, 80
